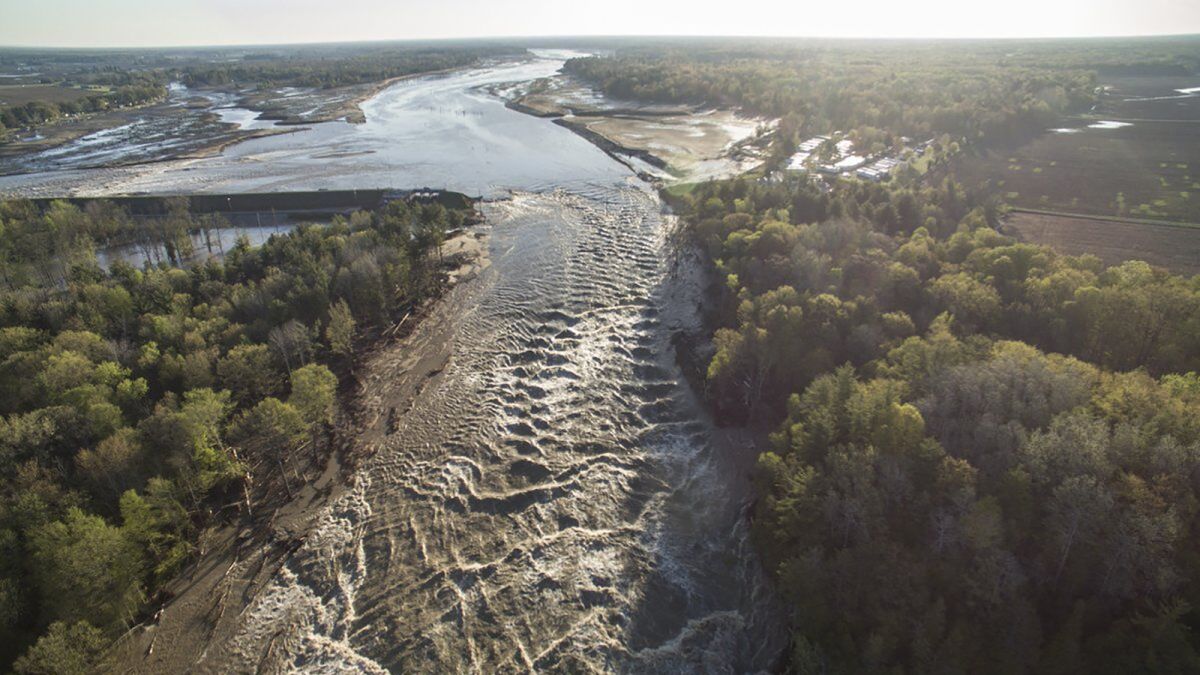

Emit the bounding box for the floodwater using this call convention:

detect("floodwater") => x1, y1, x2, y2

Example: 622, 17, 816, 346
59, 50, 782, 671
95, 222, 292, 269
211, 185, 783, 673
0, 86, 269, 175
0, 51, 627, 198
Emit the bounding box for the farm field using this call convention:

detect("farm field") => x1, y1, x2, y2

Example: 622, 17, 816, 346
0, 83, 95, 107
951, 74, 1200, 223
1004, 209, 1200, 276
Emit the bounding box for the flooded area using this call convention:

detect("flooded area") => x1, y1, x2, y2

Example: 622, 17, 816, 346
0, 50, 765, 196
0, 85, 282, 175
57, 50, 783, 671
95, 221, 295, 269
0, 52, 628, 198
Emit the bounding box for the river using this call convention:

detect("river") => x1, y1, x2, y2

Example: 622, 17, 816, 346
0, 51, 626, 198
17, 50, 784, 672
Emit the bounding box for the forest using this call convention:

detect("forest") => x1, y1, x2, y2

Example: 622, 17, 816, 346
0, 197, 470, 672
563, 40, 1102, 153
175, 44, 515, 89
670, 172, 1200, 672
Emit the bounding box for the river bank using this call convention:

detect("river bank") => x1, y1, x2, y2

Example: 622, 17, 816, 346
243, 64, 476, 126
104, 223, 491, 673
505, 74, 771, 185
0, 64, 483, 177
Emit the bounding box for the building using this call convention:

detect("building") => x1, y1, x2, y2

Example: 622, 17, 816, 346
797, 135, 829, 152
856, 156, 904, 182
834, 155, 866, 172
786, 151, 811, 172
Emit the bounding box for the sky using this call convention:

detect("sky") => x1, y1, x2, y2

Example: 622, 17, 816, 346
2, 0, 1199, 48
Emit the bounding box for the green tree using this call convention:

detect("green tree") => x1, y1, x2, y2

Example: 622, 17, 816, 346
289, 364, 338, 428
216, 344, 282, 407
13, 621, 107, 675
74, 427, 143, 505
29, 508, 143, 630
120, 480, 192, 583
325, 299, 356, 360
231, 398, 305, 453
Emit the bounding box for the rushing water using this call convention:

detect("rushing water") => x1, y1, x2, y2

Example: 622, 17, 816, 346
205, 183, 782, 672
15, 50, 784, 672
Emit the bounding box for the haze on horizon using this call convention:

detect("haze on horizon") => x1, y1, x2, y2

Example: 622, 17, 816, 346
2, 0, 1199, 49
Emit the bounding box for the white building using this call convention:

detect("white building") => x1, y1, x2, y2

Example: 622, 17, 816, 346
797, 135, 829, 152
856, 156, 904, 182
787, 152, 811, 172
834, 155, 866, 171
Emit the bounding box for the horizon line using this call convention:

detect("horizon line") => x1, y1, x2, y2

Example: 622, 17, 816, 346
2, 31, 1200, 52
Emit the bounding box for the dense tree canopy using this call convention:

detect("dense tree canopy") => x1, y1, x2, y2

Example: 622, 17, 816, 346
0, 197, 471, 669
674, 171, 1200, 672
565, 41, 1100, 156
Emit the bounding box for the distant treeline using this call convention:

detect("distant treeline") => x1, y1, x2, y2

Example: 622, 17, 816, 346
176, 44, 511, 89
564, 38, 1200, 169
1, 43, 521, 133
0, 197, 471, 671
566, 43, 1095, 146
0, 84, 166, 132
672, 172, 1200, 672
177, 45, 517, 89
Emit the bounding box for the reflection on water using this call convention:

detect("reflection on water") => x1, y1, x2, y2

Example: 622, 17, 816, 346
95, 223, 294, 269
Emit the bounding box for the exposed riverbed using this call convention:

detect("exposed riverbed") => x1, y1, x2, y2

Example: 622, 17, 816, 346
52, 50, 782, 672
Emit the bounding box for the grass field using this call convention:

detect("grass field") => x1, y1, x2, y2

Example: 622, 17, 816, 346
0, 84, 96, 108
951, 74, 1200, 223
1004, 210, 1200, 276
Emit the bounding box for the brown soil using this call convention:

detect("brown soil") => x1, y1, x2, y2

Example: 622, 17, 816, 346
246, 66, 468, 126
1003, 210, 1200, 276
0, 84, 94, 107
507, 76, 768, 184
102, 226, 491, 673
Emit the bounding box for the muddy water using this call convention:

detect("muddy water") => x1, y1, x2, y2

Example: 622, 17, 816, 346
0, 51, 626, 198
207, 183, 782, 672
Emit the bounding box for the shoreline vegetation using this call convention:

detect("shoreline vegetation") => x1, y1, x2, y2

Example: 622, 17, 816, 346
669, 168, 1200, 674
0, 193, 485, 671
